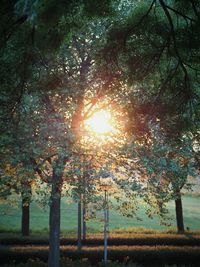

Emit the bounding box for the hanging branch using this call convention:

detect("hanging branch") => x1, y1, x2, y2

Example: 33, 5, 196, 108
164, 4, 196, 22
159, 0, 191, 97
124, 0, 156, 42
190, 0, 200, 20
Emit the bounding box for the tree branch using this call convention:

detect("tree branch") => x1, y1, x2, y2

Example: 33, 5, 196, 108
165, 4, 196, 22
159, 0, 190, 95
190, 0, 200, 20
125, 0, 156, 42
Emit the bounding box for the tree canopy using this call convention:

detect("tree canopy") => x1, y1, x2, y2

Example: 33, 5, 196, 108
0, 1, 200, 266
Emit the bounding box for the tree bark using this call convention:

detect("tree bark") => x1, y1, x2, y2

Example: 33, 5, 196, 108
48, 158, 65, 267
21, 199, 30, 236
77, 198, 82, 251
175, 191, 184, 233
21, 183, 31, 236
82, 202, 86, 241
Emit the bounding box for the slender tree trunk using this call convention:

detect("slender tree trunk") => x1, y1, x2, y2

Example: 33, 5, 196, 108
77, 198, 82, 251
21, 183, 31, 236
175, 190, 184, 233
48, 158, 65, 267
106, 192, 109, 236
82, 201, 86, 241
82, 159, 87, 242
21, 199, 30, 236
104, 190, 108, 264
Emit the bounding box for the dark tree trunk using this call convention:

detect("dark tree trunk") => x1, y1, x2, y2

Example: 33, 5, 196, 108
82, 202, 86, 241
48, 186, 61, 267
77, 198, 82, 251
21, 200, 30, 236
175, 191, 185, 233
21, 183, 31, 236
48, 158, 65, 267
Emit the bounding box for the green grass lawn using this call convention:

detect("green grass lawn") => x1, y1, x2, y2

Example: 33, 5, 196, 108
0, 195, 199, 233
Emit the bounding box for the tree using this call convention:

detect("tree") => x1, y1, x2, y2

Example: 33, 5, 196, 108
1, 21, 119, 267
128, 124, 196, 233
102, 0, 200, 138
1, 2, 115, 266
99, 0, 200, 229
0, 161, 34, 236
1, 1, 199, 264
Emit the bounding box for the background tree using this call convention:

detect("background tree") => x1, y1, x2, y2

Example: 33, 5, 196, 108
124, 123, 196, 233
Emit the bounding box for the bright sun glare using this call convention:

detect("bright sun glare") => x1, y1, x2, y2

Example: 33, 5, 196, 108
85, 110, 114, 135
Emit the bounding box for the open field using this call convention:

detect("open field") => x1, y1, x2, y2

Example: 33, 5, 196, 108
0, 195, 199, 233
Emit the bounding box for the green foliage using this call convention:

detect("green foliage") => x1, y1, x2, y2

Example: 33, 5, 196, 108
102, 0, 200, 137
84, 0, 114, 17
0, 2, 200, 265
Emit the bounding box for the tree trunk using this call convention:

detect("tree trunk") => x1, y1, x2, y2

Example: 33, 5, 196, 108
175, 191, 184, 233
21, 199, 30, 236
77, 198, 82, 251
82, 202, 86, 241
21, 183, 31, 236
48, 158, 65, 267
104, 190, 108, 264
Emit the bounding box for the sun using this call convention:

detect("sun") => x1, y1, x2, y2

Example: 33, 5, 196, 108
85, 110, 114, 135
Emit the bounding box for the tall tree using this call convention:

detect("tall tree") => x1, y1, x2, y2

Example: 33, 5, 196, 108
1, 1, 115, 266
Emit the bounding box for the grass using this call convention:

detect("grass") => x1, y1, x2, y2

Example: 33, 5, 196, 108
0, 195, 200, 234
